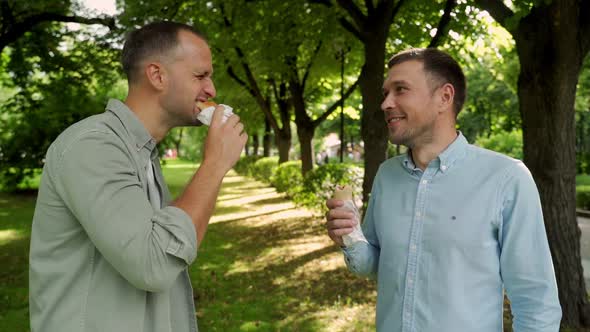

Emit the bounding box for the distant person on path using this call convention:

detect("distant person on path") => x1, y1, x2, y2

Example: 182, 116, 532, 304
29, 21, 247, 332
325, 48, 561, 331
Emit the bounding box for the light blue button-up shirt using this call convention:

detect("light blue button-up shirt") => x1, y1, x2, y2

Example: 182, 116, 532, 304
343, 133, 561, 332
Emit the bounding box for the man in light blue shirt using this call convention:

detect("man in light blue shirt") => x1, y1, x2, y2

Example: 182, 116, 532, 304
326, 48, 561, 331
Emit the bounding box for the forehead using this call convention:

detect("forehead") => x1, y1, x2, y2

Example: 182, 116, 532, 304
174, 30, 212, 69
383, 60, 426, 87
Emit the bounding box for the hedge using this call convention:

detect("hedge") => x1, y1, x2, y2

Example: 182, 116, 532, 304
233, 157, 363, 212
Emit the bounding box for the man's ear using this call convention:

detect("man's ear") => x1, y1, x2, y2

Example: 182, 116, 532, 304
145, 62, 167, 91
438, 82, 455, 113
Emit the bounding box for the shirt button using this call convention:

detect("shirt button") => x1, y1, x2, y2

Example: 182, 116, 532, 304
410, 245, 417, 251
408, 278, 413, 285
415, 212, 421, 217
422, 180, 428, 184
441, 165, 447, 170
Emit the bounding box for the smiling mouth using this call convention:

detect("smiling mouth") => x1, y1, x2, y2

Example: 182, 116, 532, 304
387, 116, 405, 124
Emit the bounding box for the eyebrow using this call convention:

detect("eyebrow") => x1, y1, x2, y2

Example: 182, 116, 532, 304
389, 80, 409, 86
193, 70, 213, 76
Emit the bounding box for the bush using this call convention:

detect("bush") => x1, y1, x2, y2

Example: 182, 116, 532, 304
294, 163, 363, 212
475, 130, 523, 160
271, 161, 303, 196
577, 185, 590, 210
578, 153, 590, 174
249, 157, 280, 183
233, 155, 261, 175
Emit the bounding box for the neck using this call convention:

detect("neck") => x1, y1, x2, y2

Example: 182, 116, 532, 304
124, 87, 170, 143
410, 126, 458, 171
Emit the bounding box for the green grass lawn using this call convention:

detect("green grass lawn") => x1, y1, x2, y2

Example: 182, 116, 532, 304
4, 160, 588, 331
0, 159, 376, 331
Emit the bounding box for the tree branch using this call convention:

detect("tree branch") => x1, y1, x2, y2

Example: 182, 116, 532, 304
581, 0, 590, 54
339, 17, 363, 41
390, 0, 407, 23
302, 40, 323, 90
428, 0, 457, 48
217, 3, 283, 133
313, 78, 360, 126
473, 0, 515, 32
336, 0, 367, 31
308, 0, 333, 6
0, 12, 115, 53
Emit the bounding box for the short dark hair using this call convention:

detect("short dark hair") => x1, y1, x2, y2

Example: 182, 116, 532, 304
387, 48, 466, 115
121, 21, 206, 83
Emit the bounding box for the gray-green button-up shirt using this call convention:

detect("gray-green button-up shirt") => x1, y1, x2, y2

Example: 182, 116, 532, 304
29, 99, 199, 332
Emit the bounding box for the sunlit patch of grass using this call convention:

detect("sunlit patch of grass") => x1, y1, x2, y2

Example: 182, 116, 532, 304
0, 229, 24, 245
162, 163, 199, 169
308, 302, 376, 332
190, 170, 378, 331
0, 159, 379, 332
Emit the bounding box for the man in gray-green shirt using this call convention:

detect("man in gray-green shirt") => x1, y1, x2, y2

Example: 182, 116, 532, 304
29, 21, 247, 332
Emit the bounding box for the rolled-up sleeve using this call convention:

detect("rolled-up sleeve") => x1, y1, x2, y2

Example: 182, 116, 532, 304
499, 162, 562, 331
51, 130, 197, 292
156, 206, 197, 264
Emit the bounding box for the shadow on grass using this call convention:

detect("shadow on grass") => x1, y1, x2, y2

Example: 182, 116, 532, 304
0, 192, 34, 331
191, 208, 376, 331
0, 235, 30, 331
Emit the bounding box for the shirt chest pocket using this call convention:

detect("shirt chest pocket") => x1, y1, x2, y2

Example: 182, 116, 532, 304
421, 198, 500, 251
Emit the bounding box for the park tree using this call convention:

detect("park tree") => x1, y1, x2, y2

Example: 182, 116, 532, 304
0, 0, 115, 54
311, 0, 461, 202
210, 0, 363, 173
0, 1, 121, 190
474, 0, 590, 327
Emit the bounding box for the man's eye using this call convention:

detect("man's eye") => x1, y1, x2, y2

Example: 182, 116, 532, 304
395, 86, 406, 92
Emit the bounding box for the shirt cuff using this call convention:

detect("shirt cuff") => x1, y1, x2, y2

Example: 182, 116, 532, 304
152, 206, 197, 265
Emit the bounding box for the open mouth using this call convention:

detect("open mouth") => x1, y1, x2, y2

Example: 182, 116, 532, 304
387, 116, 405, 124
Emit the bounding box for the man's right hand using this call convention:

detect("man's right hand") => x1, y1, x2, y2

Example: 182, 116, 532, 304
326, 198, 358, 247
202, 106, 248, 174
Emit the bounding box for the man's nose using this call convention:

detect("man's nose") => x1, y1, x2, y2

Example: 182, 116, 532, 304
381, 94, 395, 111
204, 80, 216, 99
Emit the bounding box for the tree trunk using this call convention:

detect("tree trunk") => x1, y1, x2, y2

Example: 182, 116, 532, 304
276, 132, 291, 163
297, 123, 315, 175
244, 139, 250, 156
360, 39, 389, 203
252, 133, 260, 156
512, 2, 590, 327
174, 128, 184, 157
263, 117, 272, 157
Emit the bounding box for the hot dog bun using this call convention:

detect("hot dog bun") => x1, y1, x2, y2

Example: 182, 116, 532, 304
333, 185, 353, 201
196, 100, 217, 110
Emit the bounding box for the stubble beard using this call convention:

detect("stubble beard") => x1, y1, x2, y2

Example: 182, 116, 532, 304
389, 118, 436, 149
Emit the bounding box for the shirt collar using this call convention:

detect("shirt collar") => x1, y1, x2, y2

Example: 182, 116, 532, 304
402, 131, 468, 173
105, 99, 157, 154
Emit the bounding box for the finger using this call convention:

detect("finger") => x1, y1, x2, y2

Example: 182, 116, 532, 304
326, 199, 344, 209
240, 132, 248, 143
225, 113, 240, 127
326, 209, 355, 221
330, 227, 354, 237
233, 122, 244, 134
326, 218, 357, 230
210, 106, 226, 127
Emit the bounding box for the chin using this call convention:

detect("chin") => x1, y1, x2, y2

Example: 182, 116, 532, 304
389, 134, 412, 147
